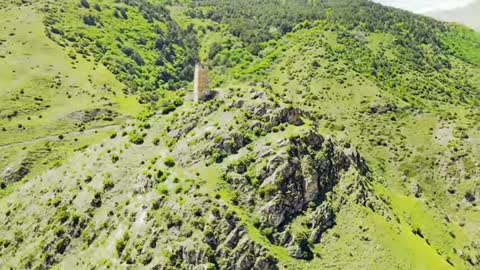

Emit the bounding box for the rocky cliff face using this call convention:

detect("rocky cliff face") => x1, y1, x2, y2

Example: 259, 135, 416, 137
0, 87, 390, 269
222, 128, 381, 259
164, 87, 388, 263
166, 203, 278, 270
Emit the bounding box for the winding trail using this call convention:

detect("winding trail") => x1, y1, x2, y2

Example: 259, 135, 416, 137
0, 124, 119, 150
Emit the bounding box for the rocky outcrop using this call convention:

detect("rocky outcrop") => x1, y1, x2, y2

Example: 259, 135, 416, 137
210, 217, 278, 270
177, 214, 278, 270
223, 129, 375, 259
309, 203, 336, 243
215, 132, 251, 155
173, 88, 311, 166
165, 88, 380, 263
0, 149, 48, 183
252, 131, 353, 228
368, 104, 397, 114
2, 161, 30, 183
270, 107, 305, 126
67, 108, 118, 123
249, 103, 306, 126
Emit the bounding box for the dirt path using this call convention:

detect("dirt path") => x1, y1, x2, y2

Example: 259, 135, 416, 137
0, 124, 119, 150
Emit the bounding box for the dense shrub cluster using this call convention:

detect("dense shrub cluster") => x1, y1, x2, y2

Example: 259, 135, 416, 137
197, 0, 446, 53
44, 0, 199, 101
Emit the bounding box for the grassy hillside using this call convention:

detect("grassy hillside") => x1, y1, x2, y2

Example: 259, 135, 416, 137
45, 0, 199, 101
0, 2, 142, 145
0, 1, 143, 201
0, 0, 479, 269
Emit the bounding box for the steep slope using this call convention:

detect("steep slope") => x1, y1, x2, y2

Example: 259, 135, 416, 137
0, 86, 356, 268
179, 1, 480, 267
0, 0, 479, 269
0, 1, 143, 200
0, 2, 142, 145
44, 0, 199, 101
0, 85, 454, 269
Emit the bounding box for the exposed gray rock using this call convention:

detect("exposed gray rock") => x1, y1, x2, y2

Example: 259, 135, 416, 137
221, 127, 378, 260
231, 100, 245, 108
257, 132, 348, 229
2, 161, 30, 183
350, 150, 370, 175
254, 256, 277, 269
310, 204, 335, 243
369, 104, 397, 114
259, 199, 288, 228
251, 91, 266, 100
181, 247, 210, 266
270, 107, 305, 126
67, 108, 118, 123
216, 132, 250, 155
224, 226, 245, 249
171, 122, 196, 139
411, 183, 422, 198
252, 103, 270, 116
288, 237, 313, 260
302, 155, 319, 202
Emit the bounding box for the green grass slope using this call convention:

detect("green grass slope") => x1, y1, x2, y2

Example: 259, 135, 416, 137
0, 3, 142, 145
0, 1, 143, 199
0, 0, 479, 269
45, 0, 199, 100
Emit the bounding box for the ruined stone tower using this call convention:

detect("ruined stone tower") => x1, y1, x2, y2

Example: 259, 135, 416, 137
194, 63, 209, 102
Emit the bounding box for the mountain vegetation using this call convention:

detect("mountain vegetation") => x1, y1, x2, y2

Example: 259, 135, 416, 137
0, 0, 479, 269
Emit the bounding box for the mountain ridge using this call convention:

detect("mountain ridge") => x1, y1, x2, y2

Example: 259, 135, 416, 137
0, 0, 479, 269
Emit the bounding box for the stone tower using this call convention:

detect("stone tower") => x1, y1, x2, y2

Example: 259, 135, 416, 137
194, 63, 209, 102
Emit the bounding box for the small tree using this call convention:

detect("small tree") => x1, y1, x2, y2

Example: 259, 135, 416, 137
80, 0, 90, 9
163, 156, 175, 167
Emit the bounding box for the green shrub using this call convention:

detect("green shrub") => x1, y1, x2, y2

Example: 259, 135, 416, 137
252, 217, 261, 228
161, 103, 177, 115
159, 186, 169, 195
259, 184, 277, 199
129, 131, 145, 145
80, 0, 90, 9
261, 226, 274, 239
91, 192, 102, 207
163, 156, 175, 167
213, 136, 222, 144
48, 197, 62, 207
84, 175, 93, 183
251, 177, 261, 187
56, 236, 71, 254
115, 239, 126, 256
453, 126, 469, 139
83, 14, 99, 26
206, 262, 217, 270
103, 178, 114, 191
